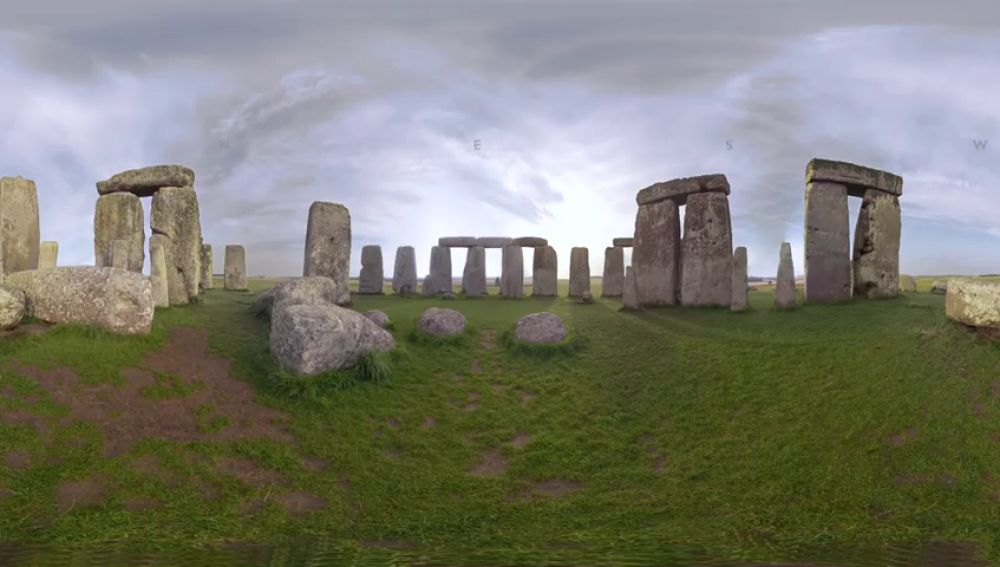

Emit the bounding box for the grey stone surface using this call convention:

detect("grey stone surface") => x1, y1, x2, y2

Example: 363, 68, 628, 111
199, 244, 214, 291
253, 277, 342, 317
580, 291, 594, 304
111, 239, 129, 269
853, 189, 901, 299
439, 236, 477, 247
417, 307, 466, 337
899, 275, 917, 293
731, 246, 748, 312
632, 200, 680, 306
514, 312, 568, 344
270, 302, 395, 376
149, 240, 169, 308
621, 266, 639, 310
0, 177, 40, 276
302, 201, 351, 305
804, 181, 851, 303
680, 192, 733, 307
94, 192, 144, 273
500, 245, 524, 298
392, 246, 417, 295
532, 246, 558, 297
38, 241, 58, 270
475, 237, 513, 248
945, 278, 1000, 329
806, 158, 902, 197
359, 245, 384, 294
636, 174, 730, 207
150, 186, 202, 304
513, 236, 547, 247
0, 285, 26, 330
422, 246, 452, 296
775, 242, 797, 309
224, 245, 247, 291
363, 309, 391, 328
6, 267, 153, 334
931, 280, 949, 294
462, 246, 487, 296
612, 237, 634, 247
568, 247, 590, 298
97, 165, 195, 198
601, 246, 624, 298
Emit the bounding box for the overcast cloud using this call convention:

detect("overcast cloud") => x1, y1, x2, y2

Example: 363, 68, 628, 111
1, 0, 998, 278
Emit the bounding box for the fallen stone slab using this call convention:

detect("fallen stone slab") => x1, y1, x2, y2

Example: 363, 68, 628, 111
0, 176, 40, 276
6, 267, 153, 334
438, 236, 478, 247
417, 307, 466, 337
612, 237, 634, 247
514, 312, 567, 344
636, 174, 730, 207
253, 277, 343, 317
270, 302, 395, 376
946, 278, 1000, 330
806, 158, 902, 197
513, 237, 547, 247
97, 165, 195, 198
475, 237, 513, 248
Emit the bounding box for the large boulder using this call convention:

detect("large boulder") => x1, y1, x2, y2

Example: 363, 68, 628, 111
303, 202, 351, 305
945, 278, 1000, 330
514, 312, 567, 344
270, 303, 395, 376
363, 310, 390, 328
931, 280, 948, 295
6, 267, 153, 334
0, 286, 26, 330
150, 186, 202, 304
96, 165, 195, 198
417, 307, 466, 337
253, 277, 341, 317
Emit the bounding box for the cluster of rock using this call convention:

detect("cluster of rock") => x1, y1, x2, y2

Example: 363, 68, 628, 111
804, 159, 902, 301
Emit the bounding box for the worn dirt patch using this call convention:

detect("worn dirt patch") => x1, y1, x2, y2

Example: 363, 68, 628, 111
362, 540, 419, 550
301, 456, 328, 472
886, 426, 919, 448
0, 323, 52, 339
0, 409, 50, 436
130, 454, 181, 487
215, 457, 286, 487
421, 416, 437, 430
11, 327, 294, 456
513, 479, 584, 500
57, 474, 108, 514
519, 390, 538, 405
469, 359, 483, 375
3, 450, 32, 470
382, 449, 402, 459
479, 329, 498, 351
386, 418, 401, 430
470, 449, 509, 477
277, 491, 326, 515
123, 497, 160, 512
510, 432, 532, 450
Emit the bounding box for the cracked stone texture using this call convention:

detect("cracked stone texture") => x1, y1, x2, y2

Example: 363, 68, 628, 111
150, 186, 202, 304
224, 245, 247, 291
804, 181, 851, 303
97, 165, 195, 198
946, 278, 1000, 330
632, 200, 680, 306
303, 202, 350, 304
253, 277, 342, 317
462, 246, 487, 296
601, 247, 624, 298
359, 245, 384, 294
731, 246, 748, 312
501, 245, 524, 298
680, 192, 733, 307
853, 189, 901, 299
532, 246, 558, 297
94, 192, 144, 273
392, 246, 417, 295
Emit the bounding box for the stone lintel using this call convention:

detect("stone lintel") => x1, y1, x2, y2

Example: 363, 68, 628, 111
636, 174, 730, 207
806, 158, 902, 197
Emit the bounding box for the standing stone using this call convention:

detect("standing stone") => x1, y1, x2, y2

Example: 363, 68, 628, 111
38, 241, 58, 270
622, 266, 640, 310
532, 246, 558, 297
149, 240, 169, 308
302, 202, 350, 305
462, 246, 487, 296
853, 189, 901, 299
775, 242, 797, 309
601, 247, 624, 298
392, 246, 417, 295
224, 245, 247, 291
94, 192, 144, 273
150, 187, 202, 304
899, 274, 917, 293
111, 240, 129, 269
0, 177, 40, 277
680, 192, 733, 307
422, 246, 452, 296
199, 244, 214, 291
632, 200, 680, 306
500, 245, 524, 298
359, 245, 384, 294
569, 247, 590, 298
731, 247, 748, 312
804, 181, 851, 303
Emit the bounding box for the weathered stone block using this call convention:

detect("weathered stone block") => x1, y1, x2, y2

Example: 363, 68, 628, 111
775, 242, 797, 309
899, 274, 917, 293
680, 192, 733, 307
150, 187, 202, 304
358, 245, 384, 294
38, 241, 58, 270
853, 189, 901, 299
149, 240, 169, 308
731, 246, 748, 312
806, 158, 902, 197
804, 181, 851, 303
636, 174, 730, 207
500, 245, 524, 298
94, 192, 144, 273
601, 246, 624, 298
422, 246, 452, 296
224, 245, 247, 291
392, 246, 417, 295
621, 266, 639, 310
200, 244, 214, 291
462, 246, 487, 296
632, 200, 680, 306
0, 177, 40, 276
568, 247, 590, 298
474, 237, 513, 248
612, 237, 634, 247
97, 165, 195, 198
946, 278, 1000, 330
303, 201, 350, 304
439, 236, 477, 247
532, 246, 558, 297
513, 236, 547, 247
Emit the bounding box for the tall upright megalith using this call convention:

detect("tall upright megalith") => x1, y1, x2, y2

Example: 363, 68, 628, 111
359, 245, 384, 294
731, 246, 748, 312
94, 192, 145, 274
569, 247, 590, 298
532, 246, 558, 297
500, 245, 524, 298
602, 246, 624, 298
303, 202, 350, 304
150, 186, 202, 305
200, 244, 214, 291
422, 245, 452, 296
622, 266, 639, 311
224, 245, 247, 291
775, 242, 797, 309
149, 239, 169, 308
392, 246, 417, 295
462, 246, 487, 296
853, 189, 901, 299
804, 182, 851, 303
632, 200, 680, 306
0, 177, 40, 276
680, 192, 733, 306
39, 241, 58, 270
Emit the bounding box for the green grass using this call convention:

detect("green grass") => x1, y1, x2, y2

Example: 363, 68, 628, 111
2, 277, 1000, 565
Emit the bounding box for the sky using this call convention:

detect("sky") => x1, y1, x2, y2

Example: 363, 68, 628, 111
0, 0, 998, 278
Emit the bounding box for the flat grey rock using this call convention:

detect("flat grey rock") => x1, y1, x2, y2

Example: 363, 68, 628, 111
636, 174, 730, 207
806, 158, 902, 197
97, 165, 195, 198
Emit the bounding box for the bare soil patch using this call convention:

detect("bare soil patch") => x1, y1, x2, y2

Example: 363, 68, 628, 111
886, 426, 918, 448
470, 359, 483, 375
512, 479, 584, 500
56, 474, 108, 514
3, 450, 31, 470
123, 497, 160, 512
478, 329, 498, 351
130, 454, 181, 487
470, 449, 509, 477
510, 432, 532, 449
421, 416, 437, 430
519, 390, 538, 405
11, 327, 294, 456
277, 491, 326, 515
362, 540, 419, 550
0, 323, 52, 339
215, 457, 286, 487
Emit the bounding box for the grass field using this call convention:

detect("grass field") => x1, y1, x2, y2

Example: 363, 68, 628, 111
2, 276, 1000, 565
